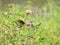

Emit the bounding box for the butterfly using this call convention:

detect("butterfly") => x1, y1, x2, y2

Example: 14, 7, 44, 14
17, 20, 25, 27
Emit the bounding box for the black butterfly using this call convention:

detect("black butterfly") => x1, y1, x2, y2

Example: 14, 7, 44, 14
17, 20, 25, 27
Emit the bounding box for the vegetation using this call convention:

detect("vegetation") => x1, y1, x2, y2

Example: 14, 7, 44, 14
0, 1, 60, 45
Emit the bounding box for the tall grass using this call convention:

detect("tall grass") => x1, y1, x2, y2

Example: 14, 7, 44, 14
0, 0, 60, 45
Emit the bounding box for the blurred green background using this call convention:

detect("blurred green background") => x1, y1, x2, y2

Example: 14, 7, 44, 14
0, 0, 60, 45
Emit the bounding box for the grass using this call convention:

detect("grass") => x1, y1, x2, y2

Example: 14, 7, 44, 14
0, 1, 60, 45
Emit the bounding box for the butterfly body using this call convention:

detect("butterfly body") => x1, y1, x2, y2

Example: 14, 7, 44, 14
17, 20, 25, 27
